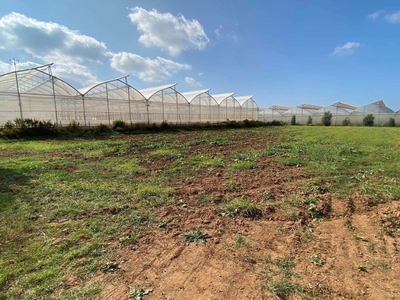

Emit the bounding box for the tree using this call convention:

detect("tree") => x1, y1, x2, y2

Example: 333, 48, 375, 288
307, 116, 313, 125
321, 111, 332, 126
291, 115, 296, 125
342, 117, 350, 126
363, 114, 375, 126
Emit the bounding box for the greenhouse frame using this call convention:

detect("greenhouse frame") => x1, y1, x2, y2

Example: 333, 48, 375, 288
0, 64, 259, 126
259, 101, 400, 125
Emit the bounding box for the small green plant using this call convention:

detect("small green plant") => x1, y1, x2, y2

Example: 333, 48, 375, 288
353, 233, 367, 242
119, 234, 138, 245
234, 235, 248, 248
321, 111, 332, 126
101, 261, 121, 273
129, 287, 153, 299
217, 198, 262, 218
363, 114, 375, 126
380, 262, 391, 272
307, 116, 313, 125
387, 118, 396, 127
356, 264, 367, 272
344, 221, 355, 230
184, 230, 210, 244
309, 254, 325, 266
268, 279, 300, 299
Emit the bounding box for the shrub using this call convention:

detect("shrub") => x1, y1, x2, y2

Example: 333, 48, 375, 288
342, 117, 351, 126
112, 119, 126, 130
388, 118, 396, 127
291, 115, 296, 125
307, 116, 313, 125
321, 111, 332, 126
363, 114, 375, 126
94, 123, 111, 133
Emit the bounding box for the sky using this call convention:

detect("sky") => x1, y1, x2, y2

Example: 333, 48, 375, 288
0, 0, 400, 110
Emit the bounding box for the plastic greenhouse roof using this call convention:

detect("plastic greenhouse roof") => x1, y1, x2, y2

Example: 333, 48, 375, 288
235, 95, 257, 107
332, 102, 357, 110
351, 101, 395, 114
313, 105, 351, 115
259, 108, 282, 115
269, 105, 291, 111
139, 83, 177, 100
0, 63, 81, 96
180, 89, 211, 103
78, 75, 129, 95
298, 103, 323, 110
282, 107, 312, 115
211, 93, 235, 105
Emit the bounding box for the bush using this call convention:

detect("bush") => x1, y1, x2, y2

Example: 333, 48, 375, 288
388, 118, 396, 127
342, 117, 351, 126
112, 119, 126, 130
291, 115, 296, 125
363, 114, 375, 126
94, 123, 111, 133
307, 116, 313, 125
321, 111, 332, 126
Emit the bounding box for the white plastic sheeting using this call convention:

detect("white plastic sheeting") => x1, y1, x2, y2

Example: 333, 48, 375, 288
259, 101, 399, 125
0, 64, 259, 126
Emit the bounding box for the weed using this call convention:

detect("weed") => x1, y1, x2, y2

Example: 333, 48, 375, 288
184, 230, 210, 244
356, 264, 367, 272
268, 279, 302, 299
344, 221, 355, 230
158, 220, 168, 228
234, 235, 249, 248
129, 287, 153, 299
353, 234, 368, 242
101, 261, 121, 273
119, 234, 138, 245
217, 198, 262, 218
309, 254, 325, 266
380, 262, 391, 272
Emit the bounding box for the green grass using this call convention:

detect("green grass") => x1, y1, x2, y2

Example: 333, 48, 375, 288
1, 126, 400, 299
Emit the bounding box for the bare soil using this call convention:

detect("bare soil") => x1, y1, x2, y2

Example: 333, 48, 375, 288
93, 130, 400, 299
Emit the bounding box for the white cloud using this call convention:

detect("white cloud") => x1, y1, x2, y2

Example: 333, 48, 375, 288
385, 10, 400, 23
214, 24, 238, 42
185, 77, 202, 87
110, 52, 191, 82
332, 42, 361, 57
215, 25, 222, 36
128, 7, 209, 56
0, 12, 105, 86
0, 12, 108, 62
198, 72, 203, 76
0, 60, 41, 74
368, 10, 384, 20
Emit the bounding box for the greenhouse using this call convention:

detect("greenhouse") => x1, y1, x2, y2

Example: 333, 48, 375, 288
350, 101, 396, 125
0, 64, 82, 125
0, 64, 259, 126
259, 101, 399, 125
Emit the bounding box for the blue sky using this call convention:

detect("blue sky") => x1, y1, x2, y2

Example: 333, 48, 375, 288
0, 0, 399, 110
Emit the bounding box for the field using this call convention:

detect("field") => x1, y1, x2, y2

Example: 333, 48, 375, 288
1, 126, 400, 299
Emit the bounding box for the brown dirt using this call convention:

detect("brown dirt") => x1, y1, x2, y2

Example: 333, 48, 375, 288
92, 130, 400, 300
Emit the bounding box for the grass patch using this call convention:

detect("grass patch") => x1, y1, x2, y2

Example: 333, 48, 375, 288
217, 198, 262, 218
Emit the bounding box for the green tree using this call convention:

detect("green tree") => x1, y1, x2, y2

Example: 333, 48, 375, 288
363, 114, 375, 126
321, 111, 332, 126
291, 115, 296, 125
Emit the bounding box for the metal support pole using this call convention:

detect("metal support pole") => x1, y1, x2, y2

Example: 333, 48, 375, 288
10, 58, 23, 119
49, 66, 59, 124
125, 78, 132, 124
105, 82, 111, 125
